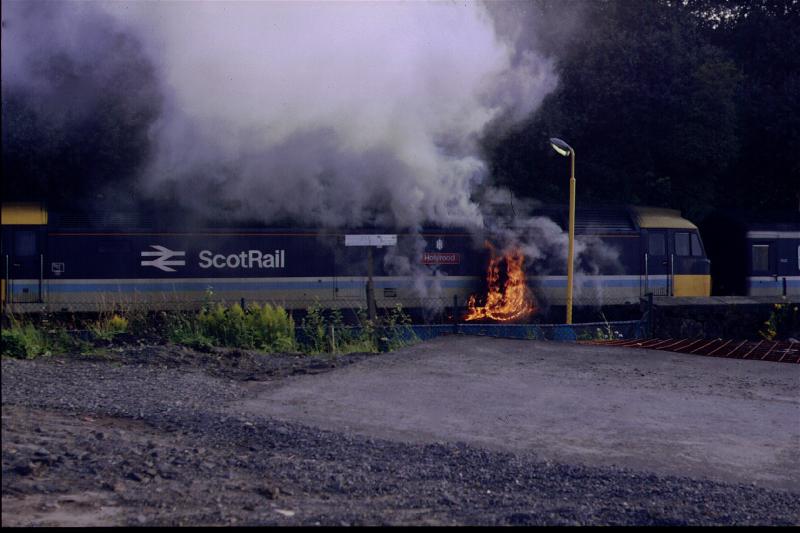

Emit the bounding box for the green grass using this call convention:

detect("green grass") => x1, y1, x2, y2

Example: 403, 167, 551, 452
2, 301, 420, 359
1, 317, 93, 359
165, 302, 297, 352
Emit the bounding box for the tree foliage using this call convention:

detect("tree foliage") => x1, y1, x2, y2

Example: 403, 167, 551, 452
488, 0, 800, 222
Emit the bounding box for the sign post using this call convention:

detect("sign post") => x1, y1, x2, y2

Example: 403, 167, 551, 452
345, 234, 397, 322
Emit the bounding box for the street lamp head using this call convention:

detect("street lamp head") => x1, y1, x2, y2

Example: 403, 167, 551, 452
549, 137, 573, 157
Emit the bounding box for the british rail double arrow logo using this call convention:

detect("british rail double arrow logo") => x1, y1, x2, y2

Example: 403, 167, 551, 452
140, 245, 186, 272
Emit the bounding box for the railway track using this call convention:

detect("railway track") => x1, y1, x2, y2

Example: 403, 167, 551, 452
583, 337, 800, 364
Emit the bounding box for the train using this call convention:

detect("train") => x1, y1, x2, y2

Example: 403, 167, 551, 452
4, 201, 794, 317
700, 210, 800, 298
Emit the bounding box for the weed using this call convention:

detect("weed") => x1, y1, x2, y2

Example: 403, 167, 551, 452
48, 327, 93, 355
165, 301, 296, 352
593, 312, 622, 340
1, 315, 91, 358
759, 302, 800, 340
1, 321, 48, 358
88, 314, 129, 341
299, 301, 329, 353
244, 302, 296, 352
164, 312, 215, 351
379, 304, 417, 351
297, 302, 417, 354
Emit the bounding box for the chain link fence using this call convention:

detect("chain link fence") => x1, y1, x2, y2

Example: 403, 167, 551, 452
297, 318, 649, 353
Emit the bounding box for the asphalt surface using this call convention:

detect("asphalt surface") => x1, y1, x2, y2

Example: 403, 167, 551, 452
238, 336, 800, 491
3, 339, 799, 526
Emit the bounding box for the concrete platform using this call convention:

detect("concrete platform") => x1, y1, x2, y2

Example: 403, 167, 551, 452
236, 336, 800, 490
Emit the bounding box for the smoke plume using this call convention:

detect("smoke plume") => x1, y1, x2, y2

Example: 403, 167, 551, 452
1, 0, 161, 210
4, 1, 621, 309
96, 0, 559, 228
3, 1, 561, 228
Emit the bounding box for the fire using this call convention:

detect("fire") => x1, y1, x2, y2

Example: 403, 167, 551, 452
464, 242, 536, 322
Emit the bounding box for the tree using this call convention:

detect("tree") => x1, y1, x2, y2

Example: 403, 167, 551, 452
487, 0, 800, 222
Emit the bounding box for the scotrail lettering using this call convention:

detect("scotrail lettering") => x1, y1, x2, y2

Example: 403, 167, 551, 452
199, 250, 285, 269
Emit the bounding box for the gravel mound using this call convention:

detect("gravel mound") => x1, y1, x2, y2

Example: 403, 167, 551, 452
2, 349, 798, 526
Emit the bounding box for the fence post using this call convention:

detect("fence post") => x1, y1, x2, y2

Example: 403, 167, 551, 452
366, 247, 377, 322
453, 294, 459, 335
647, 292, 654, 338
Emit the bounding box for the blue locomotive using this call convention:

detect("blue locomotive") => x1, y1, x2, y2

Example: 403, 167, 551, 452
1, 202, 719, 315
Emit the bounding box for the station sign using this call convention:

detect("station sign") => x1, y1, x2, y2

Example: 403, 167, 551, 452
344, 234, 397, 247
422, 252, 460, 265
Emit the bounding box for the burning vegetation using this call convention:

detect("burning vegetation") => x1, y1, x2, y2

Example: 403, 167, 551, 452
464, 242, 536, 322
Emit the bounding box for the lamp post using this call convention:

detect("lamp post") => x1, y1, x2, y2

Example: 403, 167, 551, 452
549, 137, 576, 324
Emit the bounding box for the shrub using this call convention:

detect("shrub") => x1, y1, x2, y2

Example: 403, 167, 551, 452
198, 303, 250, 347
759, 303, 800, 340
246, 302, 296, 352
167, 302, 296, 352
88, 314, 129, 341
165, 311, 214, 351
49, 327, 93, 355
2, 315, 96, 358
1, 318, 50, 358
379, 304, 417, 351
300, 301, 332, 354
298, 303, 417, 355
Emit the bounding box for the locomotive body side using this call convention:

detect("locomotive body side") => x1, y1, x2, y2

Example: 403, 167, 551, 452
523, 206, 711, 306
2, 202, 713, 315
700, 211, 799, 298
744, 226, 800, 298
1, 203, 48, 308
2, 205, 484, 313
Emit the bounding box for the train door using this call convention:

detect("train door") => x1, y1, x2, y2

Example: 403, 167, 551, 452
748, 238, 777, 296
643, 229, 669, 296
775, 239, 798, 297
334, 243, 370, 303
2, 227, 44, 303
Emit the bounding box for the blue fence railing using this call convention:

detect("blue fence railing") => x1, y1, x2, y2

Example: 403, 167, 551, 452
296, 319, 648, 350
411, 320, 647, 342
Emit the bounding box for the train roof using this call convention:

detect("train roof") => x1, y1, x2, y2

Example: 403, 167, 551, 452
701, 208, 800, 237
500, 205, 699, 233
630, 206, 698, 230
524, 206, 638, 233
3, 202, 702, 234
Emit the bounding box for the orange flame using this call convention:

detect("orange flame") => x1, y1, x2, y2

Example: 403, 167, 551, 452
464, 242, 536, 322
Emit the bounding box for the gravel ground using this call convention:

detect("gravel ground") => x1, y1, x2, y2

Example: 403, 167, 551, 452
2, 343, 798, 526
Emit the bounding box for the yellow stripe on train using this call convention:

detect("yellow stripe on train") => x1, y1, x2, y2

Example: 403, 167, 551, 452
1, 202, 48, 225
672, 275, 711, 297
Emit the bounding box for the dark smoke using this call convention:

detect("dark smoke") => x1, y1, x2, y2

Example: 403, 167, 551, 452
2, 1, 568, 227
1, 0, 162, 213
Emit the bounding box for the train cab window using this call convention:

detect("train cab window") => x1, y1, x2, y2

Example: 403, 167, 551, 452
690, 233, 703, 256
13, 231, 37, 257
752, 244, 769, 272
675, 232, 690, 256
648, 233, 665, 255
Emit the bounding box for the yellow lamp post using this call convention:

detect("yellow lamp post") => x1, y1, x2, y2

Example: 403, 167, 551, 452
549, 137, 576, 324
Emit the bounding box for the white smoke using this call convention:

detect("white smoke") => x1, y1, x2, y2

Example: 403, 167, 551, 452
98, 0, 558, 228
480, 187, 624, 308
5, 0, 619, 310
